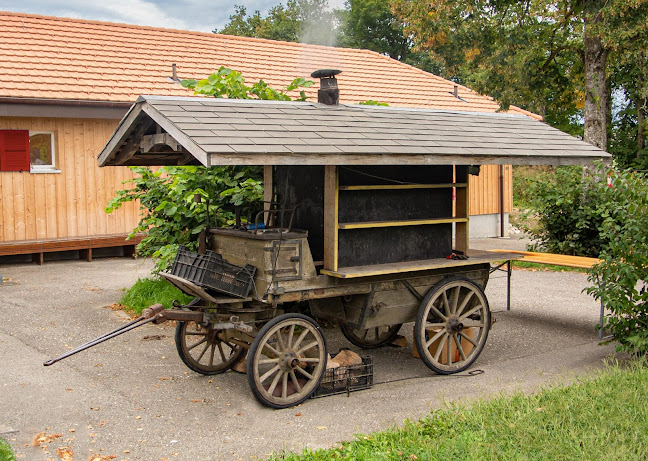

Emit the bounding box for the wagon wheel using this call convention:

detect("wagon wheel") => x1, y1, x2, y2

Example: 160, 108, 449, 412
414, 276, 490, 375
175, 321, 245, 375
340, 323, 402, 349
247, 313, 327, 409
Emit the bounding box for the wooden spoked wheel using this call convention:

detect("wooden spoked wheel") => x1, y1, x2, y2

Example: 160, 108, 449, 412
414, 276, 490, 374
247, 313, 327, 409
340, 323, 402, 348
175, 321, 245, 375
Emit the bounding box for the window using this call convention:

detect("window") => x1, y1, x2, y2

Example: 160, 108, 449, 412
29, 131, 59, 173
0, 130, 59, 173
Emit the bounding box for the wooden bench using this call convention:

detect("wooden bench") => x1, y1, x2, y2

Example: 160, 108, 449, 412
487, 249, 605, 338
0, 233, 143, 265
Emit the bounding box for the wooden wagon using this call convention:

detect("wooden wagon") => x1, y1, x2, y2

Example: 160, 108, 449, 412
48, 71, 609, 408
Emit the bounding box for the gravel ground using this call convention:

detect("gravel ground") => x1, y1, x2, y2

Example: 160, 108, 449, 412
0, 242, 617, 461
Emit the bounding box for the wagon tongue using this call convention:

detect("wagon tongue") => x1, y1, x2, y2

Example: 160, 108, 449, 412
43, 304, 167, 366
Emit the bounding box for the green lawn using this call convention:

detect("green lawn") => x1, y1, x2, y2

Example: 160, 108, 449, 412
272, 360, 648, 460
0, 438, 16, 461
119, 277, 192, 315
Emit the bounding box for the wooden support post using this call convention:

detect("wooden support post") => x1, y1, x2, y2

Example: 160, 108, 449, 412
32, 252, 44, 265
455, 166, 470, 254
79, 248, 92, 262
323, 165, 339, 272
263, 165, 273, 226
124, 244, 136, 258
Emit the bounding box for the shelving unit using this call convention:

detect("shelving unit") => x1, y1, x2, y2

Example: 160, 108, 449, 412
323, 165, 471, 272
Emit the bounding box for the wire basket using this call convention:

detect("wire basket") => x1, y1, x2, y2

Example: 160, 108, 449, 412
312, 356, 373, 398
169, 246, 256, 299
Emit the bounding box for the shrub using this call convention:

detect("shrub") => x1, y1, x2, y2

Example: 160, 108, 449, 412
585, 168, 648, 356
523, 165, 609, 257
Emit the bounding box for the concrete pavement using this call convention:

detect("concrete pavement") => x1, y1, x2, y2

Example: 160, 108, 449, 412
0, 243, 616, 460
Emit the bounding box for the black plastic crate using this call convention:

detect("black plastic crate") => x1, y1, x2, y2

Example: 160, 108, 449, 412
169, 246, 256, 299
312, 356, 373, 398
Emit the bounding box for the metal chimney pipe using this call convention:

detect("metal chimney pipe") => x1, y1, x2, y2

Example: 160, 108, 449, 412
311, 69, 342, 105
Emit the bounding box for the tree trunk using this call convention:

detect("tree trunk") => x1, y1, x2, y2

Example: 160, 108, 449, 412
583, 34, 608, 150
639, 61, 645, 160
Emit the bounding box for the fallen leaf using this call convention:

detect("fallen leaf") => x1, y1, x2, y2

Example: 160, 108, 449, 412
123, 450, 130, 454
159, 377, 170, 381
409, 455, 418, 460
94, 363, 103, 367
90, 407, 100, 411
98, 421, 108, 427
69, 429, 76, 433
56, 447, 74, 461
135, 416, 142, 420
316, 426, 327, 430
33, 432, 62, 447
65, 388, 73, 392
295, 413, 302, 417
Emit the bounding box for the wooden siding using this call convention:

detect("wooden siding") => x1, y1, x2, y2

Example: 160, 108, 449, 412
0, 116, 512, 244
0, 117, 139, 242
469, 164, 513, 216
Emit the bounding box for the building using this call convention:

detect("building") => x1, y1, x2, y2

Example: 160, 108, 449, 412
0, 11, 532, 260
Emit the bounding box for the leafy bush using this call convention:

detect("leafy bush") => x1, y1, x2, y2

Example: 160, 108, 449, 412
0, 438, 16, 461
107, 68, 313, 272
523, 165, 613, 257
107, 165, 264, 273
585, 169, 648, 356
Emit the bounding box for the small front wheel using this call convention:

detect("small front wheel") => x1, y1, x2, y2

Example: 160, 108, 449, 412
414, 277, 490, 374
247, 313, 327, 409
175, 321, 245, 375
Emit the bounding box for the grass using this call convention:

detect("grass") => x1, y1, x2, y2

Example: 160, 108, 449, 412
119, 277, 192, 315
271, 360, 648, 460
0, 438, 16, 461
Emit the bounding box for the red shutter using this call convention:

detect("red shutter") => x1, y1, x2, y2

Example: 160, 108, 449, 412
0, 130, 30, 171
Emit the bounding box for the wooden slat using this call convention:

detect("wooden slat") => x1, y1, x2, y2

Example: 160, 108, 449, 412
339, 183, 467, 191
321, 249, 523, 279
487, 249, 601, 269
338, 217, 468, 230
455, 167, 469, 253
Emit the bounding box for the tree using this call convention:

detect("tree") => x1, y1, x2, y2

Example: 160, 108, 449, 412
217, 1, 339, 46
338, 0, 412, 61
393, 0, 648, 152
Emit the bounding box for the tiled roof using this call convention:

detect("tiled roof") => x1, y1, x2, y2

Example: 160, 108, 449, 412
98, 96, 607, 167
0, 11, 540, 119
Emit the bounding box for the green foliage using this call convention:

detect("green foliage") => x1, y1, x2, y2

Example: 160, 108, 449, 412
0, 438, 16, 461
107, 165, 264, 273
217, 1, 339, 46
585, 169, 648, 356
270, 360, 648, 460
180, 66, 313, 101
120, 278, 193, 315
108, 68, 312, 273
357, 100, 389, 106
523, 165, 610, 257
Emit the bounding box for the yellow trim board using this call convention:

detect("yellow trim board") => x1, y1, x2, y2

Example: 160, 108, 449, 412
338, 217, 468, 230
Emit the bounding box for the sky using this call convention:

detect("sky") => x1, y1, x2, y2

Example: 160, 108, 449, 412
0, 0, 346, 33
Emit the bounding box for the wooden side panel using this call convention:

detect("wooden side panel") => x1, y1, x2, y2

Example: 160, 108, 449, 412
0, 117, 140, 242
468, 164, 513, 215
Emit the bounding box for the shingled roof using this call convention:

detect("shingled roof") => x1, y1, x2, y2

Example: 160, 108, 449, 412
0, 11, 539, 118
98, 96, 609, 167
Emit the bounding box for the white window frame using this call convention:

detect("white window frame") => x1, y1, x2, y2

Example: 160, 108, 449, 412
29, 131, 60, 173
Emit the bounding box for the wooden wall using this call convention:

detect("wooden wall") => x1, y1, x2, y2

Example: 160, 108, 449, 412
0, 117, 139, 242
469, 164, 513, 216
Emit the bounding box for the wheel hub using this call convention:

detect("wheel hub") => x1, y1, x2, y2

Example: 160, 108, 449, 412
281, 352, 299, 371
447, 317, 464, 334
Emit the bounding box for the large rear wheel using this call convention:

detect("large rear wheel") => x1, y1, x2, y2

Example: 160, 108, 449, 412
414, 277, 490, 374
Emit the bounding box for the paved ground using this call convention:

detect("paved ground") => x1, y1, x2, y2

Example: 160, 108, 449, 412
0, 239, 616, 460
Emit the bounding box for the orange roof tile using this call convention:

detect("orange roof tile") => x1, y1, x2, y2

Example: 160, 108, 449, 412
0, 11, 541, 120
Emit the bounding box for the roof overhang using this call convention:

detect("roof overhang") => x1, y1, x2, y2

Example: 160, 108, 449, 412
98, 96, 611, 167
